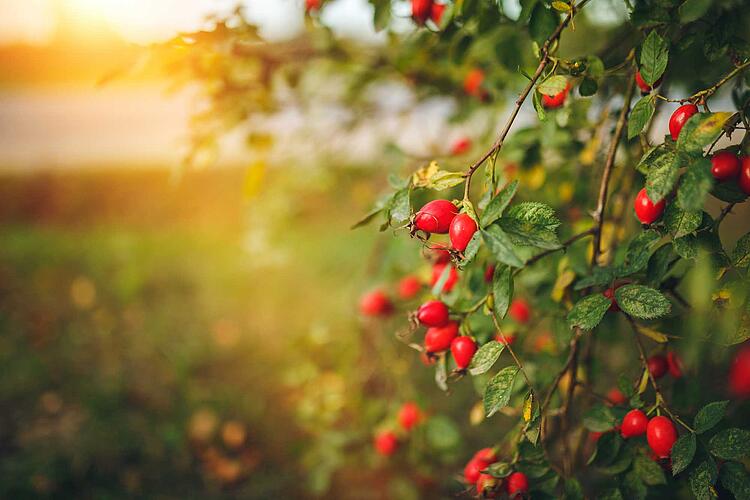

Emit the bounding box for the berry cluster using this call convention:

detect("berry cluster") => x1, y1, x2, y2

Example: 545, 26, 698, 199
373, 402, 426, 456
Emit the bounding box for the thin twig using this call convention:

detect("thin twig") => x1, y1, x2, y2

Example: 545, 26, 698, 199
514, 229, 595, 275
655, 60, 750, 104
462, 0, 592, 200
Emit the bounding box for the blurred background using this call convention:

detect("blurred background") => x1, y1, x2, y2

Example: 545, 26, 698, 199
1, 0, 748, 498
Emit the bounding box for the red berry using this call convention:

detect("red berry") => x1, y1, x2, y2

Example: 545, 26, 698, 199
430, 246, 451, 264
464, 68, 485, 97
509, 299, 531, 324
484, 264, 495, 283
397, 402, 423, 431
430, 263, 459, 292
495, 333, 516, 346
449, 213, 478, 252
740, 157, 750, 196
621, 409, 648, 438
417, 300, 450, 327
451, 137, 471, 156
710, 151, 741, 181
451, 336, 477, 370
374, 431, 398, 456
667, 352, 683, 378
506, 471, 529, 497
360, 290, 393, 316
607, 388, 627, 406
542, 82, 570, 109
398, 275, 422, 300
634, 70, 662, 93
411, 0, 432, 24
305, 0, 321, 12
648, 355, 669, 379
634, 188, 666, 225
414, 199, 458, 234
424, 321, 459, 353
476, 473, 499, 498
589, 431, 603, 442
463, 458, 485, 484
647, 416, 677, 458
473, 447, 497, 462
729, 345, 750, 398
430, 1, 445, 25
420, 351, 436, 366
669, 104, 699, 141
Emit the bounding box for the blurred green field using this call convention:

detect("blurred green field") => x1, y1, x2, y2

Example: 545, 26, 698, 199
0, 167, 403, 498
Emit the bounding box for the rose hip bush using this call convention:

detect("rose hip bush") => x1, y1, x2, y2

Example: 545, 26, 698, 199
169, 0, 750, 497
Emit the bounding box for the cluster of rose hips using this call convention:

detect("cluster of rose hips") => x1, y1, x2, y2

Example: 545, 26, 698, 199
647, 352, 684, 380
411, 0, 446, 26
633, 92, 750, 225
462, 448, 529, 498
373, 401, 426, 457
621, 410, 678, 460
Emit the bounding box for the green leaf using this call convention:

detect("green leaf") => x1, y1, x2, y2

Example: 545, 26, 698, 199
677, 113, 732, 156
579, 77, 598, 97
708, 428, 750, 460
533, 89, 547, 121
583, 405, 616, 432
664, 203, 702, 238
481, 180, 519, 227
621, 469, 647, 500
615, 284, 671, 319
506, 202, 561, 230
588, 431, 622, 466
719, 461, 750, 500
575, 266, 620, 290
563, 478, 584, 500
671, 433, 697, 476
732, 232, 750, 269
647, 243, 674, 286
529, 3, 558, 45
640, 31, 669, 86
390, 187, 411, 222
492, 264, 514, 319
694, 401, 729, 434
674, 235, 698, 259
689, 460, 718, 500
637, 143, 670, 174
469, 341, 506, 376
537, 75, 569, 96
567, 294, 611, 330
425, 415, 460, 450
677, 157, 714, 211
482, 226, 523, 268
424, 171, 466, 191
645, 149, 678, 203
497, 217, 561, 250
622, 229, 662, 274
484, 366, 520, 417
634, 454, 666, 485
679, 0, 713, 23
628, 96, 655, 139
712, 181, 749, 203
372, 0, 391, 31
484, 461, 512, 478
459, 232, 482, 269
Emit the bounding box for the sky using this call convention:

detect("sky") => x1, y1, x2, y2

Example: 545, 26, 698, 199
0, 0, 386, 45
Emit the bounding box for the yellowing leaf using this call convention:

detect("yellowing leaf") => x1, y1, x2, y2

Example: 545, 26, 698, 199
638, 368, 649, 394
552, 269, 576, 302
470, 401, 485, 426
523, 393, 533, 422
524, 164, 546, 189
552, 0, 572, 11
559, 182, 574, 203
639, 326, 669, 343
412, 161, 440, 186
579, 137, 600, 166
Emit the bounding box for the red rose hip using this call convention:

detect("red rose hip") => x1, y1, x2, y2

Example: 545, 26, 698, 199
398, 402, 423, 431
424, 321, 459, 353
449, 213, 478, 252
398, 275, 422, 300
647, 416, 677, 458
667, 351, 683, 378
305, 0, 321, 12
648, 355, 669, 379
430, 1, 445, 25
430, 262, 459, 292
621, 409, 648, 438
634, 188, 666, 224
542, 82, 570, 109
451, 336, 477, 370
711, 151, 741, 181
729, 345, 750, 398
509, 298, 531, 324
464, 68, 485, 97
360, 290, 393, 316
374, 430, 398, 456
476, 473, 498, 497
451, 137, 471, 156
635, 70, 662, 93
411, 0, 432, 24
607, 388, 627, 406
506, 471, 529, 497
740, 157, 750, 195
414, 199, 458, 234
416, 300, 450, 327
669, 104, 699, 140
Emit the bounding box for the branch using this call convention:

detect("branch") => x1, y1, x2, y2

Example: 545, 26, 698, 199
591, 73, 637, 266
655, 59, 750, 104
462, 0, 592, 200
513, 229, 595, 276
